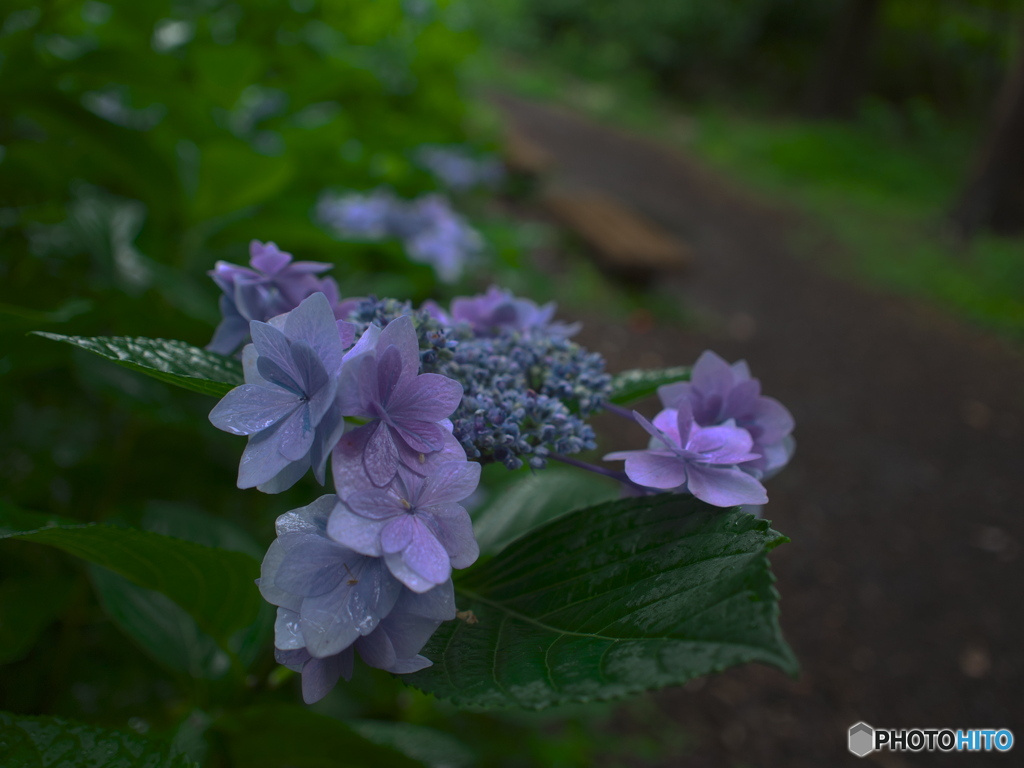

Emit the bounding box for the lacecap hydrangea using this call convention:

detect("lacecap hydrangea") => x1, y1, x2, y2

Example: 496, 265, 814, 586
205, 241, 795, 703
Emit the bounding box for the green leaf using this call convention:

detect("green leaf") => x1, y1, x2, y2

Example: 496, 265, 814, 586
31, 333, 243, 397
0, 575, 75, 665
216, 705, 424, 768
0, 711, 197, 768
607, 366, 690, 405
348, 721, 475, 768
0, 503, 261, 649
90, 567, 233, 680
408, 496, 795, 709
472, 468, 619, 556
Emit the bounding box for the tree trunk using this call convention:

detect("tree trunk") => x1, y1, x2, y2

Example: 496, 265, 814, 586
803, 0, 883, 120
950, 27, 1024, 239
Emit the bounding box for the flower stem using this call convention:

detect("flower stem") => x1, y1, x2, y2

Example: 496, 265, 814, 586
551, 453, 647, 491
601, 401, 636, 421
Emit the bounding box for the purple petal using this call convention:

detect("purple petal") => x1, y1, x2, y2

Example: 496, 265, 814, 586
650, 408, 681, 448
336, 351, 376, 416
686, 423, 756, 464
283, 293, 346, 375
275, 535, 350, 597
390, 418, 446, 455
633, 410, 680, 452
237, 427, 292, 489
310, 402, 346, 486
363, 421, 399, 487
274, 403, 317, 463
399, 578, 456, 622
330, 424, 377, 499
301, 649, 353, 704
300, 556, 401, 657
388, 374, 463, 423
249, 240, 293, 274
383, 551, 436, 593
400, 521, 451, 586
343, 323, 380, 363
425, 503, 479, 569
657, 380, 692, 410
354, 627, 397, 670
691, 350, 735, 398
209, 384, 299, 435
380, 515, 417, 554
377, 314, 419, 379
250, 321, 302, 386
275, 646, 310, 672
417, 461, 481, 507
275, 494, 336, 537
347, 488, 407, 521
723, 378, 761, 419
685, 464, 768, 507
749, 396, 795, 445
274, 607, 305, 649
376, 345, 404, 404
326, 504, 386, 556
259, 538, 303, 611
616, 450, 688, 490
257, 458, 309, 494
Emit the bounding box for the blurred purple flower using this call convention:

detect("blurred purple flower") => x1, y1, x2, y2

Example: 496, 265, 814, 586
604, 401, 768, 507
316, 190, 402, 239
403, 196, 481, 283
208, 240, 352, 354
449, 286, 580, 338
658, 351, 795, 478
317, 190, 481, 283
336, 315, 463, 487
415, 145, 504, 192
209, 293, 352, 492
328, 461, 481, 592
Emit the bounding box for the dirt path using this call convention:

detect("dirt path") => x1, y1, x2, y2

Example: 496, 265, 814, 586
496, 95, 1024, 767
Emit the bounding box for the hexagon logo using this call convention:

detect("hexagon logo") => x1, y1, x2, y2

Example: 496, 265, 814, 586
849, 722, 875, 757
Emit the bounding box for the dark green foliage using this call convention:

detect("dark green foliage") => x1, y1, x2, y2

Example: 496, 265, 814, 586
0, 711, 197, 768
0, 504, 261, 650
410, 495, 796, 709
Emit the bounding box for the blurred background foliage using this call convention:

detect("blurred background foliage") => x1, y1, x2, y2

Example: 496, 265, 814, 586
3, 0, 1024, 765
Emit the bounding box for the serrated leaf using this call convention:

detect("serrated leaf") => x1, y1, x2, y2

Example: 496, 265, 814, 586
0, 711, 197, 768
216, 705, 423, 768
32, 333, 243, 397
607, 366, 690, 405
408, 495, 795, 709
472, 468, 619, 556
0, 503, 260, 649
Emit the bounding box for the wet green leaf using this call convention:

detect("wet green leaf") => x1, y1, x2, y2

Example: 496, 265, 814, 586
32, 333, 243, 397
408, 496, 796, 709
607, 366, 690, 405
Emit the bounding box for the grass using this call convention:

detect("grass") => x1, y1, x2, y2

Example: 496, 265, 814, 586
471, 53, 1024, 342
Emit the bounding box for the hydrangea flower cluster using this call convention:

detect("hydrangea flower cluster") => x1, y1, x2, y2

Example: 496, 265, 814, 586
316, 190, 481, 283
205, 244, 795, 704
604, 351, 795, 507
414, 145, 504, 192
207, 240, 357, 355
347, 290, 611, 470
